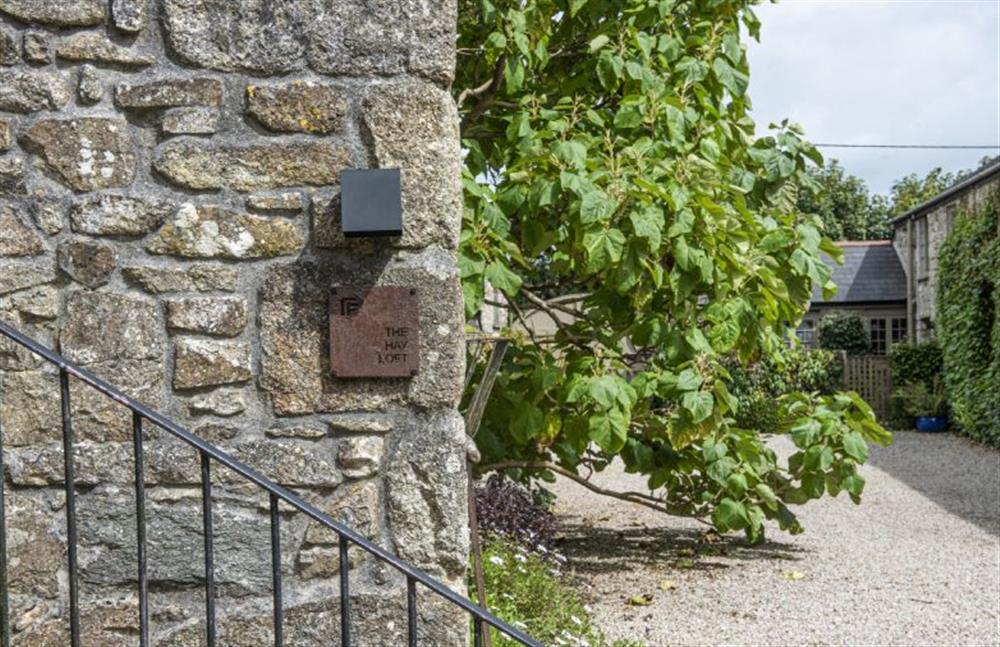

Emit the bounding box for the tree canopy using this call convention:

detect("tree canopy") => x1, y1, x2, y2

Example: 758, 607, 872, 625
455, 0, 891, 540
796, 160, 891, 240
797, 156, 1000, 241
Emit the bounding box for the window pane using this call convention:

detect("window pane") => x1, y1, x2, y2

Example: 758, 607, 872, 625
891, 318, 907, 345
796, 319, 815, 346
869, 318, 887, 355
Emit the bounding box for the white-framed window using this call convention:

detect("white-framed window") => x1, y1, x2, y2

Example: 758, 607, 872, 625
796, 319, 816, 347
869, 318, 888, 355
890, 318, 908, 346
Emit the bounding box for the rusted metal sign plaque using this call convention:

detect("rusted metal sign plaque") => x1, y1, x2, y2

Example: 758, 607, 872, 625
329, 286, 419, 378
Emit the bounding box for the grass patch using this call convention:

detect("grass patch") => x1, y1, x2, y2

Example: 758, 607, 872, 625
471, 538, 644, 647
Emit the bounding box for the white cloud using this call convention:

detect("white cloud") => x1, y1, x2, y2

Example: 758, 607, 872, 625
747, 0, 1000, 194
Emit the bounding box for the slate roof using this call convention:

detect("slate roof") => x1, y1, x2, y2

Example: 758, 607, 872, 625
811, 241, 907, 304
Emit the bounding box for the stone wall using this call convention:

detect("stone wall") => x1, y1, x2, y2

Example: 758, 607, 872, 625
0, 1, 467, 644
893, 171, 999, 341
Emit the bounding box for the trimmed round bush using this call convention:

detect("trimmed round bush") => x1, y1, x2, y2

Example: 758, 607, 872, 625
937, 195, 999, 445
818, 311, 870, 355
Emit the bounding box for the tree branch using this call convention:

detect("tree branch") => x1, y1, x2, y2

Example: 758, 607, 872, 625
517, 289, 594, 351
521, 288, 582, 318
478, 460, 712, 526
457, 75, 496, 108
460, 55, 507, 133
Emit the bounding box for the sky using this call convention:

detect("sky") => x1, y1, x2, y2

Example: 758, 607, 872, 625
746, 0, 1000, 196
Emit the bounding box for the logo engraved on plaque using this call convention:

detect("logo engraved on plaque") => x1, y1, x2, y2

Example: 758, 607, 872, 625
329, 287, 419, 378
340, 295, 363, 317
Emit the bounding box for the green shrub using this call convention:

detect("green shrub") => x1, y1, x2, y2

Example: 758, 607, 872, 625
726, 347, 842, 432
937, 194, 1000, 445
472, 539, 638, 647
781, 346, 844, 393
893, 377, 948, 418
890, 341, 943, 388
818, 311, 870, 355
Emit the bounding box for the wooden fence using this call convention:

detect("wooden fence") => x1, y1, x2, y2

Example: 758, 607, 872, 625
841, 354, 894, 420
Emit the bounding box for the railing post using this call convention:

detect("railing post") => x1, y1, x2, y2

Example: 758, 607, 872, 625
133, 413, 150, 647
339, 535, 350, 647
270, 494, 283, 647
0, 374, 10, 647
60, 369, 81, 647
201, 452, 216, 647
407, 577, 418, 647
474, 617, 484, 647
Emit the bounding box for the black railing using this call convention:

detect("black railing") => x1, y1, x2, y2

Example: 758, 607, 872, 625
0, 320, 541, 647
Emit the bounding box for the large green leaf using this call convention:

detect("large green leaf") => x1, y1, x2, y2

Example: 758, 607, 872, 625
588, 408, 629, 453
712, 57, 749, 97
682, 391, 715, 424
484, 261, 522, 295
712, 498, 748, 532
629, 207, 664, 250
841, 430, 869, 462
583, 228, 626, 271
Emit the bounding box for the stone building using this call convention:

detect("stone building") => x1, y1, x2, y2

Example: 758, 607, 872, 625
0, 1, 468, 644
892, 159, 1000, 342
797, 241, 908, 354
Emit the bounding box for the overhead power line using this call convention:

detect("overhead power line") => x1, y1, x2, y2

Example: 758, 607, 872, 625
813, 143, 1000, 150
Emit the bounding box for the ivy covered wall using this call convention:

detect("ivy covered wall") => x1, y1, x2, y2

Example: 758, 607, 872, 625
937, 195, 999, 445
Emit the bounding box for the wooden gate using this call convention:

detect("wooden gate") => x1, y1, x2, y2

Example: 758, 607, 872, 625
841, 354, 894, 420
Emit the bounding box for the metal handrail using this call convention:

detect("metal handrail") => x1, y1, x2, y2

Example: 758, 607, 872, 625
0, 319, 541, 647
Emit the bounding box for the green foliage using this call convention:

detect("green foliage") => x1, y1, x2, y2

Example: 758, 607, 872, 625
937, 194, 1000, 445
797, 159, 892, 240
889, 158, 996, 217
457, 0, 889, 539
890, 341, 943, 388
796, 157, 998, 243
892, 377, 948, 419
889, 168, 962, 216
725, 347, 842, 432
472, 539, 635, 647
818, 311, 870, 355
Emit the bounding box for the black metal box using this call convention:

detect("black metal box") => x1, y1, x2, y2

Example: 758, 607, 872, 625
341, 168, 402, 237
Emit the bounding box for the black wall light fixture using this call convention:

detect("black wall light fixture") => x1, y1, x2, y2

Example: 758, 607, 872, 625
340, 168, 403, 237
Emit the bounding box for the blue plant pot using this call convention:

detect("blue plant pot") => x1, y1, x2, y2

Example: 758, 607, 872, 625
915, 416, 949, 433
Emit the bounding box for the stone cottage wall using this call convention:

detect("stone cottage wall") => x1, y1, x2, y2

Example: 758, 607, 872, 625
0, 1, 467, 644
893, 173, 1000, 341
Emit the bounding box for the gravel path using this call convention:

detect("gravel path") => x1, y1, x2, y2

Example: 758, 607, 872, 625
551, 432, 1000, 646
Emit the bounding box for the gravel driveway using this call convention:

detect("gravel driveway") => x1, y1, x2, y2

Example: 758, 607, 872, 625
551, 432, 1000, 646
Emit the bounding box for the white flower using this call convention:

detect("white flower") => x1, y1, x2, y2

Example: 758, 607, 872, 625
489, 555, 505, 566
515, 554, 528, 563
